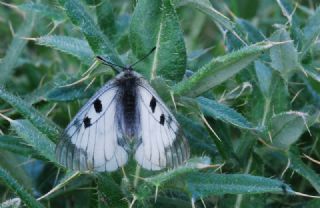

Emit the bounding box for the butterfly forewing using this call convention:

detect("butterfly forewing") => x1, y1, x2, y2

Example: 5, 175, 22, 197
56, 80, 128, 172
56, 71, 189, 172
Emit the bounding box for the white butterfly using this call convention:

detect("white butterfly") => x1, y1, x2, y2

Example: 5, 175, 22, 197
55, 55, 190, 172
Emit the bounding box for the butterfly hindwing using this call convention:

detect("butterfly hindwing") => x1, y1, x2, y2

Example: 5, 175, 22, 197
134, 78, 190, 170
56, 80, 128, 172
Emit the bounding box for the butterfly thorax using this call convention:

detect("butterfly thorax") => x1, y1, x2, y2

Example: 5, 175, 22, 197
116, 71, 141, 142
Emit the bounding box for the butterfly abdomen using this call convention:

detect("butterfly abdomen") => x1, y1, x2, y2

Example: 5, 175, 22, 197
116, 72, 140, 139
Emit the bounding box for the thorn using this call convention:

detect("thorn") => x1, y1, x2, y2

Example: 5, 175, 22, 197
130, 174, 145, 182
154, 185, 159, 203
37, 171, 81, 201
0, 1, 18, 10
197, 163, 222, 169
46, 103, 57, 117
287, 111, 311, 136
290, 89, 303, 104
303, 153, 320, 166
82, 59, 99, 77
0, 108, 12, 114
8, 21, 14, 37
268, 40, 294, 47
200, 113, 221, 141
121, 167, 127, 179
133, 164, 141, 188
0, 1, 25, 17
0, 112, 13, 123
293, 191, 320, 199
129, 195, 137, 208
214, 162, 225, 172
280, 158, 291, 178
170, 91, 177, 112
59, 74, 90, 88
200, 197, 207, 208
84, 77, 96, 92
299, 65, 308, 77
19, 37, 38, 41
268, 131, 273, 143
191, 197, 196, 208
257, 137, 280, 150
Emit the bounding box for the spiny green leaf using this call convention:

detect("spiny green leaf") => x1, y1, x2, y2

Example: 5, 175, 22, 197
58, 0, 122, 65
38, 171, 80, 200
130, 0, 186, 81
276, 0, 299, 25
0, 13, 35, 84
0, 152, 33, 190
0, 167, 45, 208
173, 41, 279, 97
45, 84, 94, 102
10, 119, 58, 165
302, 6, 320, 58
186, 173, 293, 199
44, 69, 114, 102
178, 0, 234, 31
270, 111, 319, 149
254, 61, 272, 98
35, 36, 94, 66
197, 97, 255, 130
0, 87, 62, 141
144, 157, 211, 186
236, 18, 265, 43
177, 114, 217, 155
96, 174, 126, 207
95, 0, 117, 43
270, 29, 300, 80
0, 136, 35, 156
289, 147, 320, 193
268, 72, 289, 114
305, 67, 320, 95
18, 2, 65, 21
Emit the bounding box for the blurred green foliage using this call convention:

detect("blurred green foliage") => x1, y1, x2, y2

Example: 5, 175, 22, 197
0, 0, 320, 207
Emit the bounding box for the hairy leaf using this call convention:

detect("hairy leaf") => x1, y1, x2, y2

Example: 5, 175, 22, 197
130, 0, 186, 81
197, 97, 255, 130
35, 36, 94, 66
58, 0, 122, 64
270, 29, 300, 80
10, 120, 58, 165
0, 167, 44, 208
0, 87, 62, 141
186, 173, 293, 199
173, 42, 279, 97
0, 13, 35, 84
289, 148, 320, 193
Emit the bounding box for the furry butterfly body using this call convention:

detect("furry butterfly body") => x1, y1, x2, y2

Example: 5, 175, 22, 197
56, 68, 189, 172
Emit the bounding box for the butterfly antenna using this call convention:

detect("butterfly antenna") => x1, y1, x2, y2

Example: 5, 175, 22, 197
96, 56, 125, 72
130, 47, 156, 68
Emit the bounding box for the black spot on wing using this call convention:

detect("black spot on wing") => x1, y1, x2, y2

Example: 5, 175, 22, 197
160, 114, 165, 125
83, 116, 91, 128
93, 98, 102, 113
149, 96, 156, 113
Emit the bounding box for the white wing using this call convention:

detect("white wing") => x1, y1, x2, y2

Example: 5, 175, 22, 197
134, 80, 189, 170
56, 81, 128, 172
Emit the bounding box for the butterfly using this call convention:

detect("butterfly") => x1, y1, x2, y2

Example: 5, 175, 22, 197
55, 49, 190, 172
